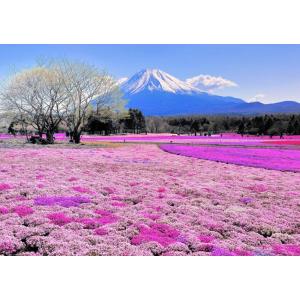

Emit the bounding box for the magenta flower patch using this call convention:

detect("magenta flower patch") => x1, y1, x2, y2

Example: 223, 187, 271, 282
131, 223, 180, 247
34, 196, 91, 208
94, 209, 118, 225
13, 205, 34, 217
96, 215, 118, 225
198, 234, 215, 243
239, 197, 254, 204
72, 186, 93, 194
0, 183, 11, 191
0, 207, 9, 214
272, 244, 300, 256
111, 201, 127, 207
211, 246, 235, 256
68, 177, 78, 182
94, 228, 108, 236
47, 213, 73, 226
76, 217, 99, 229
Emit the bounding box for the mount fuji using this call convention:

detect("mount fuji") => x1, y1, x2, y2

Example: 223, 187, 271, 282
118, 69, 300, 116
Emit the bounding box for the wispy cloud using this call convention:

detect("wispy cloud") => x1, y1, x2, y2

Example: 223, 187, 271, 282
186, 75, 238, 93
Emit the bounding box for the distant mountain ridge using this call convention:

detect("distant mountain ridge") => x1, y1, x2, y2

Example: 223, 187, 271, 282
119, 69, 300, 116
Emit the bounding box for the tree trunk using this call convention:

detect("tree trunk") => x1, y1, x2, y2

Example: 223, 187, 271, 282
73, 131, 81, 144
46, 131, 55, 144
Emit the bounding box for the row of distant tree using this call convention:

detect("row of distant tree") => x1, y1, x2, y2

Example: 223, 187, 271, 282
74, 112, 300, 137
145, 114, 300, 136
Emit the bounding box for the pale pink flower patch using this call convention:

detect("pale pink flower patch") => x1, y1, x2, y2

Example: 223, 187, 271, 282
103, 187, 116, 194
0, 240, 18, 255
233, 249, 253, 256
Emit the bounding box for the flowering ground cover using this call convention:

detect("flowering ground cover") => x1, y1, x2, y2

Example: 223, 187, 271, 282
77, 133, 300, 147
2, 132, 300, 147
160, 144, 300, 172
0, 143, 300, 256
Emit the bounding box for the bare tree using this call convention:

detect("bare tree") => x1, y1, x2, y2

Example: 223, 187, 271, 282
0, 67, 68, 143
56, 60, 124, 143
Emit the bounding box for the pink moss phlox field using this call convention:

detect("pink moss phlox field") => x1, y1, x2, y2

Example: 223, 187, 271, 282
160, 144, 300, 172
3, 132, 300, 147
1, 144, 300, 255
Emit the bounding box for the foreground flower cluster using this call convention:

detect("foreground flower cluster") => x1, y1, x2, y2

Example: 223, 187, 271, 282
0, 144, 300, 256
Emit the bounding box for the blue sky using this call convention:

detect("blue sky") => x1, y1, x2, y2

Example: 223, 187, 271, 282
0, 44, 299, 103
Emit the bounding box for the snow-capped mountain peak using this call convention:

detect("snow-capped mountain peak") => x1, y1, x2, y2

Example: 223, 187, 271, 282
120, 69, 202, 95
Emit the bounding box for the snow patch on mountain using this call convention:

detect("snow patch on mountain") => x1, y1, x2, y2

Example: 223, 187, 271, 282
120, 69, 202, 95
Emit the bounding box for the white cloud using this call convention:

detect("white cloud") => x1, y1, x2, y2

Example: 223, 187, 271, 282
186, 75, 238, 93
249, 94, 265, 102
